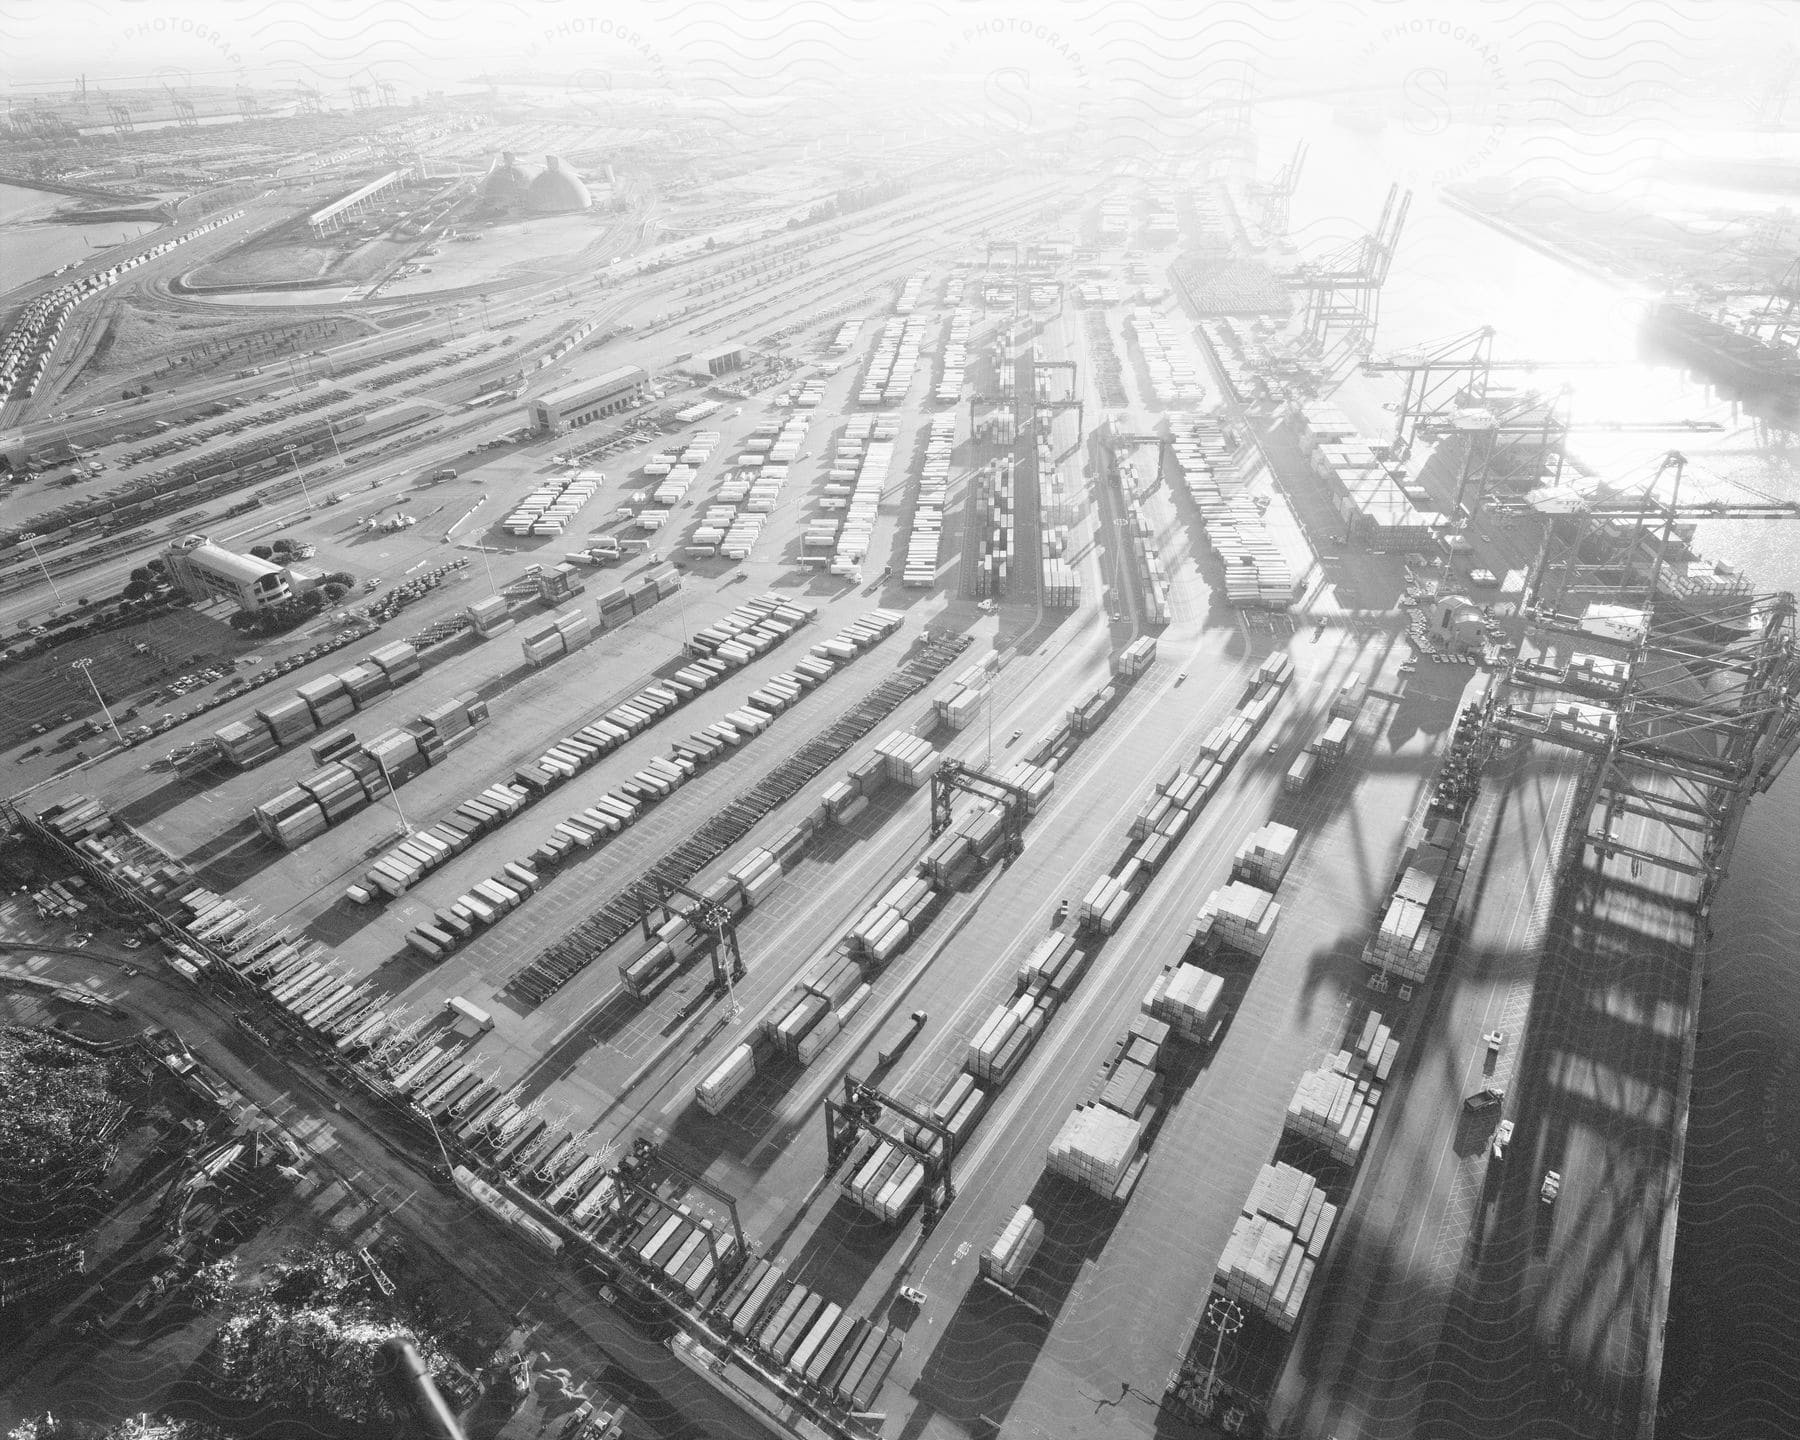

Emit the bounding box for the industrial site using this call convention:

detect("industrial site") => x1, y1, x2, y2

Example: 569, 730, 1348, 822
4, 6, 1800, 1440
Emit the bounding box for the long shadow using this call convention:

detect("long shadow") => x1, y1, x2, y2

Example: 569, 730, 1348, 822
909, 1170, 1125, 1433
185, 819, 284, 889
1279, 807, 1708, 1439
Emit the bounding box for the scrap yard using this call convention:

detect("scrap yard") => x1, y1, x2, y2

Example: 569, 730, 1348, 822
6, 11, 1800, 1440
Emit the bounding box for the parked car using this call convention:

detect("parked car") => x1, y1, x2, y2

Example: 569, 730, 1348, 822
1540, 1170, 1562, 1205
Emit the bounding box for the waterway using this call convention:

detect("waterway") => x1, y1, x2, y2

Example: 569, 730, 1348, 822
0, 182, 161, 291
1266, 100, 1800, 1436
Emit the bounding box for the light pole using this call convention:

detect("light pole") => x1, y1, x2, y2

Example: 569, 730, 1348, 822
72, 658, 124, 746
281, 443, 314, 509
1200, 1296, 1243, 1411
22, 534, 64, 603
372, 751, 409, 836
475, 539, 499, 598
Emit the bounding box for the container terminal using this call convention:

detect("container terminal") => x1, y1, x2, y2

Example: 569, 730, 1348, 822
3, 53, 1800, 1440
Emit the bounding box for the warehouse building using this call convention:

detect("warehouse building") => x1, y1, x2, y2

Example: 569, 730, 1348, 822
680, 344, 745, 378
162, 534, 291, 611
527, 367, 649, 435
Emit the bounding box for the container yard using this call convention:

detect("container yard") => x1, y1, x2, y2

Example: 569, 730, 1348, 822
5, 28, 1800, 1440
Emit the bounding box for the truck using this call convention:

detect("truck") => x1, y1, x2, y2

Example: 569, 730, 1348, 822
423, 467, 458, 484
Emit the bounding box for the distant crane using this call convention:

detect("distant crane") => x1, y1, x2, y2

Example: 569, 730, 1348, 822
1249, 140, 1306, 240
163, 84, 198, 130
1748, 255, 1800, 353
295, 85, 324, 116
236, 86, 261, 118
350, 84, 370, 113
107, 103, 133, 137
377, 78, 398, 108
1286, 184, 1411, 357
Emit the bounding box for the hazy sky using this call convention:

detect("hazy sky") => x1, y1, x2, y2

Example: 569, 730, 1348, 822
1, 0, 1792, 114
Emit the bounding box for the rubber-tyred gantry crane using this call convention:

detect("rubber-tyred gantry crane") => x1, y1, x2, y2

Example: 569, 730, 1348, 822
635, 874, 745, 999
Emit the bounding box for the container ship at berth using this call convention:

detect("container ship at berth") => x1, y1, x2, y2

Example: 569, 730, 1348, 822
1642, 302, 1800, 392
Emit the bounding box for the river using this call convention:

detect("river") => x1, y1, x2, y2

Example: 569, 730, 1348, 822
1265, 100, 1800, 1436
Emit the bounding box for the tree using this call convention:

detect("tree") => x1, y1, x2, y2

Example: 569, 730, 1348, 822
321, 571, 353, 588
321, 583, 348, 603
146, 557, 166, 574
122, 580, 151, 601
128, 566, 153, 587
249, 545, 273, 560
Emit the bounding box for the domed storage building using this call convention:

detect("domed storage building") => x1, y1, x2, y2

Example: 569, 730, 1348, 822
480, 152, 536, 206
526, 155, 593, 214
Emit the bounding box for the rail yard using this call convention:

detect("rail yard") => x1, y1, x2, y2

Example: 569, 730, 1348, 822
5, 37, 1800, 1440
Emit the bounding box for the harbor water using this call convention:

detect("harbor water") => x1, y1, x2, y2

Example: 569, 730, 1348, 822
0, 182, 160, 285
1271, 101, 1800, 1435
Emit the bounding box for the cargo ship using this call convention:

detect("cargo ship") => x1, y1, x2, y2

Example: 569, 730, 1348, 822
1642, 303, 1800, 392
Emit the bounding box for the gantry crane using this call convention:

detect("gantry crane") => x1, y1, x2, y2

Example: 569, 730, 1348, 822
1495, 447, 1800, 909
1359, 326, 1666, 518
1286, 184, 1411, 356
1748, 255, 1800, 353
634, 874, 745, 1006
1512, 449, 1800, 620
1248, 141, 1306, 240
163, 84, 198, 130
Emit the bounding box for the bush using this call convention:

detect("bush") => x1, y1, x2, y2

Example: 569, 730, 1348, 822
249, 545, 273, 560
321, 583, 349, 603
321, 571, 353, 588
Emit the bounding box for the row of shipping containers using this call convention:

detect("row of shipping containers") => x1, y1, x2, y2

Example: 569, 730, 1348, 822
506, 471, 600, 536
858, 312, 930, 405
693, 743, 1010, 1118
351, 596, 837, 904
214, 641, 423, 767
974, 459, 1014, 600
611, 608, 904, 1001
1124, 496, 1172, 626
934, 306, 972, 403
694, 628, 1174, 1154
590, 564, 682, 638
253, 689, 489, 850
403, 858, 543, 962
903, 411, 955, 587
710, 1259, 902, 1410
1027, 655, 1297, 1198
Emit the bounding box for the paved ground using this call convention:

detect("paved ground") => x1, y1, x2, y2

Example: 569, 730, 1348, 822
1274, 742, 1584, 1438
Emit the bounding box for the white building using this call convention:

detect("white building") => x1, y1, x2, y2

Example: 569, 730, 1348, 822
527, 366, 649, 435
162, 534, 291, 611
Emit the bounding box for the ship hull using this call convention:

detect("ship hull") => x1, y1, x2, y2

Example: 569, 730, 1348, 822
1643, 304, 1800, 393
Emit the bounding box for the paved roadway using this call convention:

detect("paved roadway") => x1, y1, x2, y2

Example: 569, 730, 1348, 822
1274, 741, 1585, 1438
1414, 772, 1701, 1440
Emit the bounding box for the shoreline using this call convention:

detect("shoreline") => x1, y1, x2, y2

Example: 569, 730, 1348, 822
1437, 189, 1641, 291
